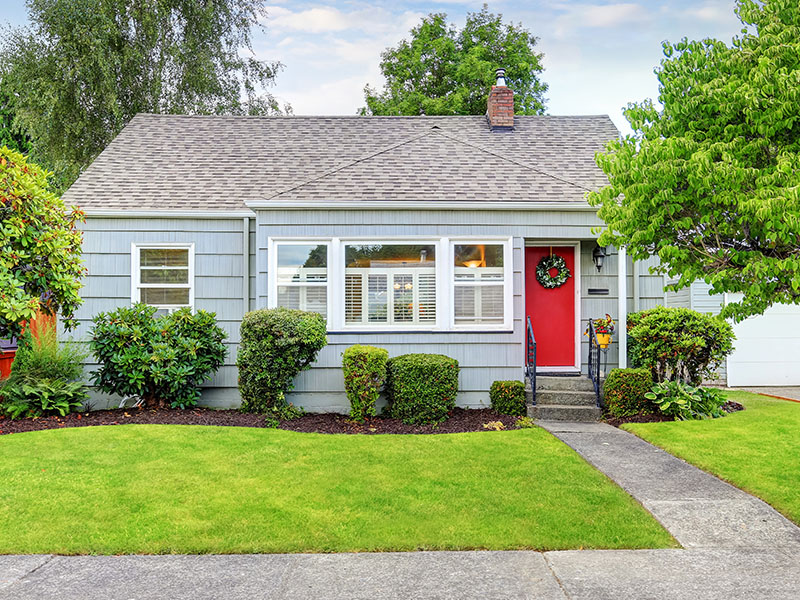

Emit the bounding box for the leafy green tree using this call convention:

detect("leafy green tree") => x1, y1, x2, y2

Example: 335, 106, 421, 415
361, 5, 547, 116
0, 147, 86, 341
590, 0, 800, 321
1, 0, 287, 189
0, 82, 31, 155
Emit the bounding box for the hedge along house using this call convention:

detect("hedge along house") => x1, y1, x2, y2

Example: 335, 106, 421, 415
63, 71, 667, 414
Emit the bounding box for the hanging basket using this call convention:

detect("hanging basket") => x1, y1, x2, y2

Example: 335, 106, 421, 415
536, 254, 571, 289
596, 333, 611, 349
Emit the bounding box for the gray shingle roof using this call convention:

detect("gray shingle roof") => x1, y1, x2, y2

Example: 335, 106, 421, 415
63, 114, 619, 212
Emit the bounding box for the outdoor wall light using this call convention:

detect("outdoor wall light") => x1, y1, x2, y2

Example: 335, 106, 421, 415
592, 245, 607, 272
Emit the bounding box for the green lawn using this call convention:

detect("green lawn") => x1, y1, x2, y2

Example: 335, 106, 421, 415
0, 425, 675, 554
624, 391, 800, 524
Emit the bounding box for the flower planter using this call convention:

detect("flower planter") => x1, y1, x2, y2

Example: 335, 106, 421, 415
596, 333, 611, 349
0, 350, 16, 379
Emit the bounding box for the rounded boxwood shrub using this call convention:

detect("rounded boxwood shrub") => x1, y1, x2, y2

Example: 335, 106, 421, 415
386, 353, 459, 425
627, 306, 735, 384
90, 304, 227, 409
603, 368, 655, 418
237, 308, 327, 415
342, 345, 389, 422
489, 380, 526, 416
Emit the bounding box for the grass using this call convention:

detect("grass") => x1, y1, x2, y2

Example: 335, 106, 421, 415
624, 391, 800, 525
0, 425, 675, 554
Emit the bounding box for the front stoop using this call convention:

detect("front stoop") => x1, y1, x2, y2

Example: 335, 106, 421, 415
526, 375, 602, 422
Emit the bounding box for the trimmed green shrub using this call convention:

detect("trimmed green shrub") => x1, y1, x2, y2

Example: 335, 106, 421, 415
627, 306, 735, 384
386, 353, 459, 425
0, 321, 88, 419
237, 308, 327, 415
645, 381, 727, 420
90, 304, 227, 409
603, 368, 655, 418
489, 380, 526, 416
342, 345, 389, 422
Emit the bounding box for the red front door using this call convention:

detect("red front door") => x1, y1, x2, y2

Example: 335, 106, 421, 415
525, 246, 576, 367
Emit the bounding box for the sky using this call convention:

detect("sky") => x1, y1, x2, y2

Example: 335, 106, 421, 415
0, 1, 744, 134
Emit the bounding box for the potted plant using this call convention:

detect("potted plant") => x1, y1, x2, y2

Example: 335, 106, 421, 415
587, 314, 615, 349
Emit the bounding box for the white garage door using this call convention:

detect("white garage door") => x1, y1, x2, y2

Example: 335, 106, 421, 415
727, 302, 800, 387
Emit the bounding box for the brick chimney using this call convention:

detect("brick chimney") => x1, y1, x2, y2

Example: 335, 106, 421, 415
486, 68, 514, 131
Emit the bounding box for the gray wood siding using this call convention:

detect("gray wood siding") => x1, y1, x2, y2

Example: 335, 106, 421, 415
75, 217, 251, 408
256, 208, 636, 411
75, 209, 677, 412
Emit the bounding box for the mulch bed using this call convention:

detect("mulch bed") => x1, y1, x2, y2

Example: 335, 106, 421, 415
0, 406, 520, 436
604, 400, 745, 427
279, 408, 519, 435
722, 400, 745, 414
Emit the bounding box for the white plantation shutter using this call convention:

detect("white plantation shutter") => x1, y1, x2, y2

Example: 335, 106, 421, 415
368, 274, 388, 322
345, 274, 363, 323
418, 272, 436, 323
393, 274, 414, 323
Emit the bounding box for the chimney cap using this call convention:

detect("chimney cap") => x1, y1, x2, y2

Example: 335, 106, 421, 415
495, 68, 506, 86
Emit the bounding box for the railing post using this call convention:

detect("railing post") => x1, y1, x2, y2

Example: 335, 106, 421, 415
526, 316, 536, 406
618, 245, 628, 369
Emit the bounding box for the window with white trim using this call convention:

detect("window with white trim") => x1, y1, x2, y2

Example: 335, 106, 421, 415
344, 244, 436, 326
132, 244, 194, 312
274, 243, 328, 317
267, 237, 511, 331
452, 243, 506, 325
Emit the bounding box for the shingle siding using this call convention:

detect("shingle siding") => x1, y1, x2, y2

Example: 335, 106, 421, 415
256, 208, 657, 412
73, 217, 250, 409
74, 209, 668, 412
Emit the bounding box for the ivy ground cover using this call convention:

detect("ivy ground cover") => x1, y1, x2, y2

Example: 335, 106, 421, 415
624, 391, 800, 525
0, 425, 674, 554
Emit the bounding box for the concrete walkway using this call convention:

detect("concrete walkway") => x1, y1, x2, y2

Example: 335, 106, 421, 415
733, 386, 800, 402
1, 423, 799, 599
537, 421, 800, 549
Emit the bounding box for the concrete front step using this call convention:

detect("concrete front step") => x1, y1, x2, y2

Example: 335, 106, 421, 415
528, 404, 602, 422
533, 390, 598, 406
534, 375, 597, 392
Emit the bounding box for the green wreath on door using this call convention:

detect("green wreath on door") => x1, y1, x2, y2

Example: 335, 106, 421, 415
536, 254, 571, 289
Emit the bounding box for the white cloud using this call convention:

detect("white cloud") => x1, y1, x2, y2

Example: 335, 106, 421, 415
579, 3, 649, 27
682, 1, 736, 22
265, 5, 424, 36
265, 6, 351, 33
282, 71, 382, 115
551, 3, 651, 39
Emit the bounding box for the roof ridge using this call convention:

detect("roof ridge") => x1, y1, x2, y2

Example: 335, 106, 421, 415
132, 112, 614, 121
430, 129, 594, 194
262, 129, 437, 201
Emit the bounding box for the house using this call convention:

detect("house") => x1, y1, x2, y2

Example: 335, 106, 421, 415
666, 282, 800, 387
62, 70, 667, 415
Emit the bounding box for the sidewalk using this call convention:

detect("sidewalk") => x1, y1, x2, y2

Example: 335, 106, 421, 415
732, 386, 800, 402
1, 423, 798, 600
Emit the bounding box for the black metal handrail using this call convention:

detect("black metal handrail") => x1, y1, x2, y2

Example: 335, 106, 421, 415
525, 316, 537, 405
586, 321, 605, 409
